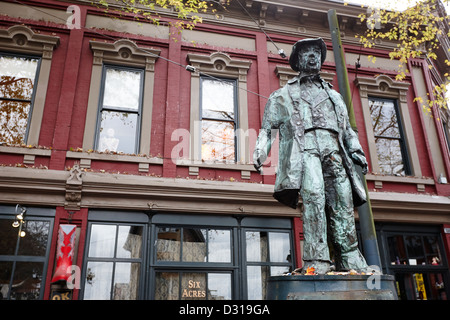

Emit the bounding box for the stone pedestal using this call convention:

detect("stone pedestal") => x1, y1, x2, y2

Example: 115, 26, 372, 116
267, 274, 397, 300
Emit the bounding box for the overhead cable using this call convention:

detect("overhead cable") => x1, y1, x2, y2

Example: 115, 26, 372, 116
234, 0, 287, 58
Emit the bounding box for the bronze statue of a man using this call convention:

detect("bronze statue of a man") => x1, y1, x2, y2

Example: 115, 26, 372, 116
253, 38, 369, 274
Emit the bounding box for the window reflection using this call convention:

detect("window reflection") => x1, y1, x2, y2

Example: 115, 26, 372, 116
98, 111, 138, 154
201, 78, 237, 162
0, 55, 39, 144
246, 231, 292, 299
117, 226, 142, 259
156, 227, 231, 263
88, 224, 116, 258
0, 217, 51, 300
208, 230, 231, 263
0, 218, 20, 255
246, 231, 268, 262
18, 220, 50, 256
113, 262, 140, 300
103, 68, 141, 111
208, 273, 231, 300
405, 235, 426, 265
10, 262, 43, 300
369, 98, 407, 176
388, 234, 443, 266
246, 231, 291, 263
156, 227, 181, 261
84, 261, 113, 300
155, 272, 232, 300
201, 120, 235, 162
0, 262, 13, 300
269, 232, 291, 263
96, 66, 143, 154
84, 224, 143, 300
247, 266, 268, 300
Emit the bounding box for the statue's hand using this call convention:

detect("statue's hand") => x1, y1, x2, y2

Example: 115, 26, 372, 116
253, 149, 267, 174
352, 152, 368, 175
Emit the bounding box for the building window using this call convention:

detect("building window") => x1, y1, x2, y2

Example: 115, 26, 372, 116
0, 25, 59, 146
154, 225, 234, 300
156, 227, 231, 263
81, 212, 294, 300
95, 66, 144, 154
150, 214, 294, 300
378, 224, 449, 300
0, 207, 53, 300
369, 97, 410, 176
442, 119, 450, 154
82, 222, 145, 300
0, 53, 40, 145
186, 52, 251, 164
200, 77, 237, 162
84, 40, 159, 155
245, 231, 292, 300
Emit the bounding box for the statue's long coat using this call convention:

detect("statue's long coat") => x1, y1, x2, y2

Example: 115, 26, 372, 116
254, 76, 367, 209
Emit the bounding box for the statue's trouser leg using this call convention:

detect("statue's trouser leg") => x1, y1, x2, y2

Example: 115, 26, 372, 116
323, 151, 368, 271
300, 148, 331, 266
300, 130, 367, 272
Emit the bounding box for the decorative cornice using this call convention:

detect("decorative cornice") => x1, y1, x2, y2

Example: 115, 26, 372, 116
0, 25, 60, 58
355, 74, 410, 99
187, 52, 252, 81
90, 39, 160, 70
0, 166, 449, 221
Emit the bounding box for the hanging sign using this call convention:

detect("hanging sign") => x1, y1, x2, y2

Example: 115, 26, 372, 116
51, 224, 77, 283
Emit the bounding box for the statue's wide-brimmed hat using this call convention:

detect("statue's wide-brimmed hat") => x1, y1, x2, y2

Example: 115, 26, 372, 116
289, 38, 327, 72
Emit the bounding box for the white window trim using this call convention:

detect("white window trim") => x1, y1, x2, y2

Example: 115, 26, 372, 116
355, 74, 421, 177
83, 39, 160, 156
186, 52, 252, 165
0, 25, 59, 146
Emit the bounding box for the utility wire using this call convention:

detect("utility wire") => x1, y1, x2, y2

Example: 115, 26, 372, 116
234, 0, 287, 58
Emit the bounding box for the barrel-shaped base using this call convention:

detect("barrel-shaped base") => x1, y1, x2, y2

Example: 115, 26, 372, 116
267, 274, 397, 300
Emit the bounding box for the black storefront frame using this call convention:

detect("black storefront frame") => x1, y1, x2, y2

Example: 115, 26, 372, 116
149, 213, 294, 300
0, 205, 55, 300
375, 223, 450, 300
81, 210, 295, 300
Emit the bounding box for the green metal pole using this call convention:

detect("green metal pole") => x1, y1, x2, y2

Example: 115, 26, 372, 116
327, 9, 382, 269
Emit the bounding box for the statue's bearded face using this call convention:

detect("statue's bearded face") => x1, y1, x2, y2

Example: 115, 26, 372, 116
297, 44, 322, 73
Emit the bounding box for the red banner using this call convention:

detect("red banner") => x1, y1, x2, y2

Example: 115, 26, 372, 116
51, 224, 77, 283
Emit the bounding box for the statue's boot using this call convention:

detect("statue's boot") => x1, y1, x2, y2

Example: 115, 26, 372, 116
337, 249, 368, 272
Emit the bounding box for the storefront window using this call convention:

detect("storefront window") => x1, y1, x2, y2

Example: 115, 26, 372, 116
387, 234, 442, 266
0, 215, 52, 300
83, 223, 144, 300
83, 213, 294, 300
155, 271, 232, 300
156, 227, 231, 263
395, 273, 447, 300
245, 231, 292, 300
380, 225, 449, 300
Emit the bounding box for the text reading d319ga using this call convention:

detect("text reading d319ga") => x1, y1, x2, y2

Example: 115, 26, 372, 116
223, 304, 270, 315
